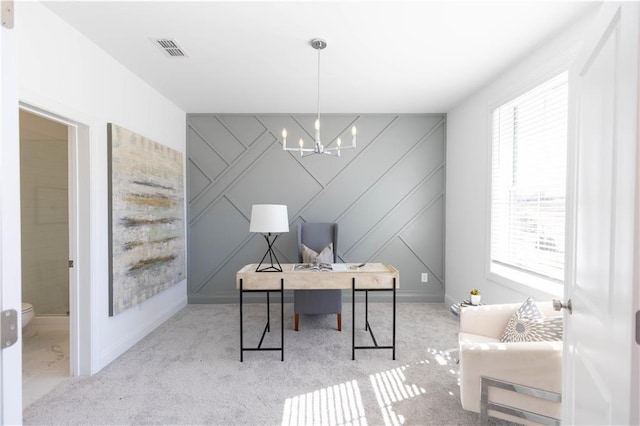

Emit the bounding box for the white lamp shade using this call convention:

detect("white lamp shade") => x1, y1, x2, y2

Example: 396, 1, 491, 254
249, 204, 289, 233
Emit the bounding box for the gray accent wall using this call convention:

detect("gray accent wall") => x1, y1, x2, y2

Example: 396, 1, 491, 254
187, 114, 446, 303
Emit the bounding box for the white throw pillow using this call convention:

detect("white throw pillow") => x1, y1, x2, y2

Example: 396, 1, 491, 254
500, 298, 563, 342
301, 242, 333, 264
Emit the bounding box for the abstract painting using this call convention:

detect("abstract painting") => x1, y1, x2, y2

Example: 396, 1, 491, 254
108, 123, 185, 316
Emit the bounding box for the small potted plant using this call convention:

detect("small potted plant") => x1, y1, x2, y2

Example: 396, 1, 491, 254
470, 288, 481, 305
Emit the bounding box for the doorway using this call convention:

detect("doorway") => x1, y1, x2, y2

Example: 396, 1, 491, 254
19, 109, 75, 408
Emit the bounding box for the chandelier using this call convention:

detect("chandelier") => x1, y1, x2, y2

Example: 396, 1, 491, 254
282, 38, 357, 157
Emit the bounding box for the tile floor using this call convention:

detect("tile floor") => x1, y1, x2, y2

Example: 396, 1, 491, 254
22, 320, 70, 409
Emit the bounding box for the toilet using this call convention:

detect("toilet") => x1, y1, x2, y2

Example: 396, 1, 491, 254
22, 303, 34, 329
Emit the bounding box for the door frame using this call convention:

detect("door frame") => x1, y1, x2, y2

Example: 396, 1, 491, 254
19, 102, 92, 377
634, 45, 640, 426
1, 8, 22, 423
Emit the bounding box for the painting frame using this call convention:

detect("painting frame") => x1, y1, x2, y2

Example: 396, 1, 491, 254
107, 123, 186, 316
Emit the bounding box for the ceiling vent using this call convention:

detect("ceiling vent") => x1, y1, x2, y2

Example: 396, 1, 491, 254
152, 38, 188, 58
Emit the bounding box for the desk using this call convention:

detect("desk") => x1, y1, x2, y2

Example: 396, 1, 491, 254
236, 263, 399, 361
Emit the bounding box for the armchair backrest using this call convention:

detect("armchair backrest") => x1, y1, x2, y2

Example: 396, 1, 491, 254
297, 222, 338, 263
460, 301, 559, 339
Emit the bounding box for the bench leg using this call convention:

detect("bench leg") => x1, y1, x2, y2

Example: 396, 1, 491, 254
294, 313, 299, 331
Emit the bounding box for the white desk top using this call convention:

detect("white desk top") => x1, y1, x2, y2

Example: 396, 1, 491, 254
236, 263, 399, 290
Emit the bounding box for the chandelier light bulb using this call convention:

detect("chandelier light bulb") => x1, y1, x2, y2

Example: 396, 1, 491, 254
337, 137, 342, 147
352, 125, 357, 148
282, 129, 287, 139
315, 119, 320, 131
299, 138, 304, 148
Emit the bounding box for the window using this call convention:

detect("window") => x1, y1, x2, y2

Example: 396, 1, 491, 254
490, 72, 568, 289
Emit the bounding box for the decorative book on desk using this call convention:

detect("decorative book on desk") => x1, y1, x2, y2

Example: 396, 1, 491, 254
294, 263, 333, 271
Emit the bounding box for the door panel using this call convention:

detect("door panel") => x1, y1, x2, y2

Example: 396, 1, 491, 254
574, 5, 616, 320
565, 2, 639, 424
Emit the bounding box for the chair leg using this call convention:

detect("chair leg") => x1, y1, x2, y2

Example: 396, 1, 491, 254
294, 313, 299, 331
337, 313, 342, 331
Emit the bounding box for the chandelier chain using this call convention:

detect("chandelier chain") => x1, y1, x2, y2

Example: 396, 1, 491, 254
317, 44, 321, 127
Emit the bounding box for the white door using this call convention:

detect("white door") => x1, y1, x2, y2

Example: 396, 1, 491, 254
564, 2, 639, 424
1, 4, 24, 424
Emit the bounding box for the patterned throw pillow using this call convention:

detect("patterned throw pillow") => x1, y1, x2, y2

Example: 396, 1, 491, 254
500, 298, 563, 342
301, 243, 333, 264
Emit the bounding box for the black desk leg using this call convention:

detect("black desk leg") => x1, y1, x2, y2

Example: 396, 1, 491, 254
352, 277, 355, 361
393, 277, 396, 360
240, 278, 243, 362
267, 291, 270, 332
239, 279, 284, 362
280, 278, 284, 362
351, 277, 397, 360
365, 291, 369, 331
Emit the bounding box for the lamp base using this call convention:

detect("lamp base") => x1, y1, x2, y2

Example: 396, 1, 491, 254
255, 264, 283, 273
255, 233, 283, 272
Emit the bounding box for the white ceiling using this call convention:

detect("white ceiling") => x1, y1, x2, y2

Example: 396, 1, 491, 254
43, 1, 596, 114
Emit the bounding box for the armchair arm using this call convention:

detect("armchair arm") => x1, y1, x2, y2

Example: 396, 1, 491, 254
459, 340, 562, 417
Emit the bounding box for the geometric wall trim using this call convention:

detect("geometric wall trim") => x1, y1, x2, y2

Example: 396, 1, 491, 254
187, 114, 446, 303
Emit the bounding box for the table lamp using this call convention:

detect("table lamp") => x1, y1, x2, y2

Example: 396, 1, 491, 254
250, 204, 289, 272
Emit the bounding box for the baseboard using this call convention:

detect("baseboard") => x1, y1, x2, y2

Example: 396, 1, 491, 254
443, 293, 458, 307
99, 295, 187, 370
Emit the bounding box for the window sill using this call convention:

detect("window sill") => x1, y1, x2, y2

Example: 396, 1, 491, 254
488, 263, 563, 299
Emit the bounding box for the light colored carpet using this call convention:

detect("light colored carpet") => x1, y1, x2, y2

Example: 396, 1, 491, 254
23, 302, 509, 425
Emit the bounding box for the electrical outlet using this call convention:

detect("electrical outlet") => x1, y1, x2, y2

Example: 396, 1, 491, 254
421, 273, 429, 283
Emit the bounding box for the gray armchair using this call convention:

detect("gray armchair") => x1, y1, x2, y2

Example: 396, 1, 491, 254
294, 222, 342, 331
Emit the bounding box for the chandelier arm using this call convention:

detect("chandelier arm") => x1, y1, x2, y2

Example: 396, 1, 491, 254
283, 147, 316, 153
324, 137, 357, 151
323, 145, 356, 152
300, 150, 335, 158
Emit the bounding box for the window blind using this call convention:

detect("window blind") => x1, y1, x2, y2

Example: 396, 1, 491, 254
490, 72, 568, 283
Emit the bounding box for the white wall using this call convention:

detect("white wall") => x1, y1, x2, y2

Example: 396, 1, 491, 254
445, 11, 593, 306
16, 2, 187, 374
